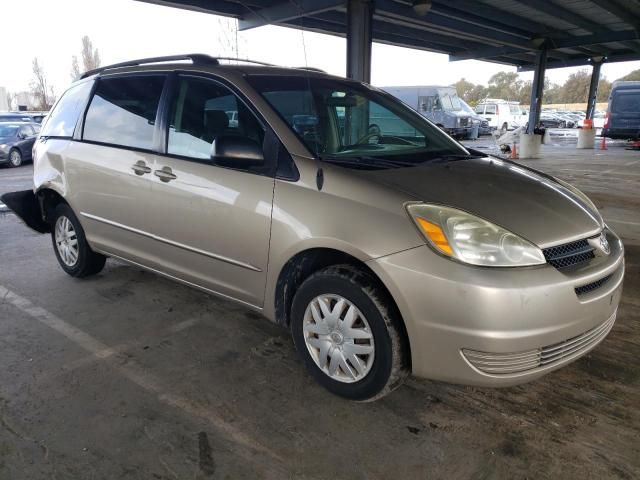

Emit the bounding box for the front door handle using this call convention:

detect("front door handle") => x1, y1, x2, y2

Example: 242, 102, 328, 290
131, 160, 152, 176
154, 166, 177, 182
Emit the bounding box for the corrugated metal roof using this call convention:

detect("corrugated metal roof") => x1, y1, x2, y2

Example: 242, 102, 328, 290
136, 0, 640, 69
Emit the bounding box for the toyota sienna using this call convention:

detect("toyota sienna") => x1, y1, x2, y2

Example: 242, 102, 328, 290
2, 55, 624, 401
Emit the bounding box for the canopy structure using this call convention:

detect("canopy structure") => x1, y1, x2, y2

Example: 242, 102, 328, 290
137, 0, 640, 130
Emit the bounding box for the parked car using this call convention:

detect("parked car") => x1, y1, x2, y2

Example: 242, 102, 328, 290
539, 112, 564, 128
0, 113, 34, 123
602, 81, 640, 139
459, 98, 491, 138
0, 122, 40, 167
2, 55, 624, 401
474, 99, 525, 132
383, 85, 472, 138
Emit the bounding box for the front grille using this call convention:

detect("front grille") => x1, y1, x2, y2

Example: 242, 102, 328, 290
543, 238, 596, 269
462, 313, 616, 375
575, 274, 612, 296
540, 314, 615, 365
462, 349, 541, 374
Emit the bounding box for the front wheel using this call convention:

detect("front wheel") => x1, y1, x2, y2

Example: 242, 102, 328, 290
291, 265, 409, 401
8, 149, 22, 167
51, 203, 106, 277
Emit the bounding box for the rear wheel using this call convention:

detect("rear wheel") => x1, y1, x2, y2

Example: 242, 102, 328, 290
291, 265, 408, 401
51, 203, 106, 277
8, 149, 22, 167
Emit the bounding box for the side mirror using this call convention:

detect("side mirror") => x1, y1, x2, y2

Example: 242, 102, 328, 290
211, 135, 264, 168
17, 132, 27, 140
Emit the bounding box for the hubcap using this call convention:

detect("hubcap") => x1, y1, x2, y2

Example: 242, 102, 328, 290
302, 294, 375, 383
9, 151, 21, 166
54, 216, 79, 267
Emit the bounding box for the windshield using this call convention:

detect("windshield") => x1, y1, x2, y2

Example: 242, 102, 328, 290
459, 99, 476, 115
248, 75, 467, 167
438, 89, 462, 111
0, 125, 19, 137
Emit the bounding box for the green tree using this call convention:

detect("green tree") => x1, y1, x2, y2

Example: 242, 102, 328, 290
466, 84, 488, 105
559, 69, 591, 103
597, 78, 612, 102
487, 71, 523, 100
453, 78, 475, 100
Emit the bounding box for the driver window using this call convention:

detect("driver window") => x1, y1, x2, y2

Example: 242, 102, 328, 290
19, 125, 33, 137
168, 76, 264, 162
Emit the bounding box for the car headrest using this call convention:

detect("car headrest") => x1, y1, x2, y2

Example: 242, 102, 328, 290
205, 110, 229, 130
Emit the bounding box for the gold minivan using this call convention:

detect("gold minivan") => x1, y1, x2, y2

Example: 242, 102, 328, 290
3, 55, 624, 401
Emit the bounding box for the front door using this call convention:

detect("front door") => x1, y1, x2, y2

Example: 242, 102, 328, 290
146, 74, 275, 307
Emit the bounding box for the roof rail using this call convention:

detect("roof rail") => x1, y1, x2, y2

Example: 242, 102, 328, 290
214, 57, 275, 67
295, 66, 327, 73
80, 53, 219, 79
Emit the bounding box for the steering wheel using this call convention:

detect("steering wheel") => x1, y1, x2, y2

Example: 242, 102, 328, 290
354, 124, 382, 145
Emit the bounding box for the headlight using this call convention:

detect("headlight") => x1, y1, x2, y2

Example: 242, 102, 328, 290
407, 204, 546, 267
0, 144, 8, 152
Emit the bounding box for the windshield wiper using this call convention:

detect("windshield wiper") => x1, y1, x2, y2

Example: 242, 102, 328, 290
421, 153, 481, 164
320, 155, 418, 169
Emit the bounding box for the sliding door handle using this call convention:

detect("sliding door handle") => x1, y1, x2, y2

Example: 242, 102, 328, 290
154, 166, 177, 182
131, 160, 151, 175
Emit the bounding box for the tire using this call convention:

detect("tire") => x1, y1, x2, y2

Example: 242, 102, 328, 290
51, 203, 106, 278
501, 122, 508, 134
291, 264, 409, 401
8, 149, 22, 168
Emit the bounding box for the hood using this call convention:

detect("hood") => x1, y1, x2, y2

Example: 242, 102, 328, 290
0, 136, 15, 143
362, 157, 603, 248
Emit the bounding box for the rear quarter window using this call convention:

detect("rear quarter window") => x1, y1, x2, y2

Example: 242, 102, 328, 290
83, 75, 165, 150
41, 80, 94, 137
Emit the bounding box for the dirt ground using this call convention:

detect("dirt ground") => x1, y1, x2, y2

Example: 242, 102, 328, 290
0, 141, 638, 479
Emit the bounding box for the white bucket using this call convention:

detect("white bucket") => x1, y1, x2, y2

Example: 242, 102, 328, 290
577, 128, 597, 149
519, 133, 542, 159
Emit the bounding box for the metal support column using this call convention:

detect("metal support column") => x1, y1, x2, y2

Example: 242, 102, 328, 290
527, 49, 547, 134
586, 60, 603, 119
346, 0, 373, 83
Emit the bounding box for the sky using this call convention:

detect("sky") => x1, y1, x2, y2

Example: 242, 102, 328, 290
2, 0, 640, 99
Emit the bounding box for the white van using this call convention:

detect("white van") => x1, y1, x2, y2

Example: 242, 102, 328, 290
475, 99, 526, 132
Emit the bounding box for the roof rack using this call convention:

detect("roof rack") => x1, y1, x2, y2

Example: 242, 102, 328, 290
80, 53, 219, 79
295, 66, 327, 73
214, 57, 275, 67
80, 54, 282, 79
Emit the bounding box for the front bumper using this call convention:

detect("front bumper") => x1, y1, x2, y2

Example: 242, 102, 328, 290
367, 229, 624, 386
446, 127, 471, 137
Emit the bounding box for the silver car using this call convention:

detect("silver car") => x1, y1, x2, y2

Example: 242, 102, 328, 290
2, 55, 624, 401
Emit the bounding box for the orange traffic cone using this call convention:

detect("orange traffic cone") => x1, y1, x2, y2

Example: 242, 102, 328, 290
510, 142, 517, 159
599, 134, 607, 150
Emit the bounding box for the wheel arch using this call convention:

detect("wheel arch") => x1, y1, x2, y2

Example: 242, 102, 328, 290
36, 187, 69, 225
274, 247, 412, 370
